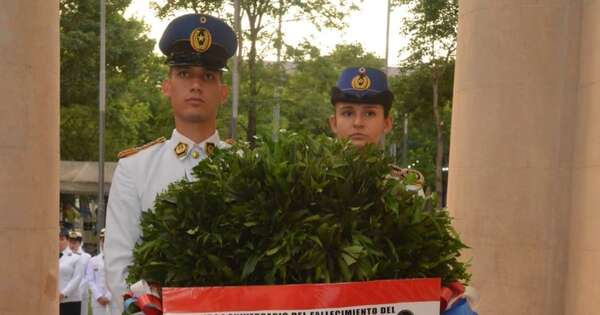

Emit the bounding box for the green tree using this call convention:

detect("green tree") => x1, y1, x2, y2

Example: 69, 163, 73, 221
388, 61, 454, 198
280, 43, 384, 136
394, 0, 458, 206
213, 43, 384, 141
60, 0, 170, 161
153, 0, 358, 145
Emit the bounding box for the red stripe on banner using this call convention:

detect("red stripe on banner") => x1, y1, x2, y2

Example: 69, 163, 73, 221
163, 278, 440, 312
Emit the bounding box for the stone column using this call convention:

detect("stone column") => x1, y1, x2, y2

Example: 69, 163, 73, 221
448, 1, 581, 314
0, 1, 60, 315
564, 0, 600, 313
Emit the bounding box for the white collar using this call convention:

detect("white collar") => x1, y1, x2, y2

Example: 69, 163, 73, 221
170, 129, 220, 147
170, 129, 221, 160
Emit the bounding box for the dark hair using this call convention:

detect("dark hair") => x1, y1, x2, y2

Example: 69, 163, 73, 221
59, 228, 69, 238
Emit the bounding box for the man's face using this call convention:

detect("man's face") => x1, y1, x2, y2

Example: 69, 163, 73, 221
68, 239, 80, 252
162, 66, 228, 125
329, 102, 392, 148
59, 236, 68, 252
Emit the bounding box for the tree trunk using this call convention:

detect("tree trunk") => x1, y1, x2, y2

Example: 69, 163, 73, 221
229, 0, 242, 139
273, 0, 283, 141
432, 77, 444, 208
246, 30, 258, 146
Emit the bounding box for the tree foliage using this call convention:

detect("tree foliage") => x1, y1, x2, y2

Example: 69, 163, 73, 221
60, 0, 171, 161
388, 62, 454, 196
281, 43, 384, 135
152, 0, 359, 145
394, 0, 457, 64
128, 131, 470, 287
58, 0, 458, 203
212, 43, 384, 141
392, 0, 458, 206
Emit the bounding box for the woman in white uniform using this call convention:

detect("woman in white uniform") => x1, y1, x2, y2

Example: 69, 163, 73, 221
69, 230, 92, 315
59, 229, 84, 315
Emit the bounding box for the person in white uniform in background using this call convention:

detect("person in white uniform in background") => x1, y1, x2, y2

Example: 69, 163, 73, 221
104, 13, 238, 315
85, 228, 113, 315
68, 230, 92, 315
60, 229, 84, 315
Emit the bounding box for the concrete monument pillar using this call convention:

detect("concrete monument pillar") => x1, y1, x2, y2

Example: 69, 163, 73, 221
448, 0, 582, 314
0, 1, 60, 314
564, 0, 600, 313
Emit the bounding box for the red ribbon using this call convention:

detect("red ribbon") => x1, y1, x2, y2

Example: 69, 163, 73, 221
440, 282, 465, 311
136, 293, 163, 315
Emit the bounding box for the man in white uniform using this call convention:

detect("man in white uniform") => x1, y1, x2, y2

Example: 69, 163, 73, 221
85, 228, 113, 315
68, 230, 92, 315
104, 13, 237, 314
60, 229, 85, 315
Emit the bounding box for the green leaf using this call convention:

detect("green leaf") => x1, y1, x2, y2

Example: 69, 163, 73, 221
341, 253, 357, 266
241, 255, 261, 279
186, 227, 199, 235
266, 246, 281, 256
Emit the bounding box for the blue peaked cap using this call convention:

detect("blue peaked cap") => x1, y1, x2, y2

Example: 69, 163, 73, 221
331, 67, 394, 112
159, 14, 237, 70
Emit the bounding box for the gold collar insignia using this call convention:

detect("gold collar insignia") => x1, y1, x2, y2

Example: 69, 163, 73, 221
174, 142, 188, 159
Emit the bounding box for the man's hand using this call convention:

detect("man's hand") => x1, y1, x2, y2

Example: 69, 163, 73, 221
97, 296, 110, 306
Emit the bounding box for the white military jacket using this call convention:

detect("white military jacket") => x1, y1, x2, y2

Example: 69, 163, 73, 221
104, 129, 230, 314
76, 247, 92, 298
59, 248, 84, 303
86, 253, 111, 307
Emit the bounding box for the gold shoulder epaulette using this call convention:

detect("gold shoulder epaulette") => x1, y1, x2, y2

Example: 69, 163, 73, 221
224, 138, 235, 145
389, 164, 404, 172
388, 164, 425, 185
117, 137, 167, 159
388, 164, 406, 180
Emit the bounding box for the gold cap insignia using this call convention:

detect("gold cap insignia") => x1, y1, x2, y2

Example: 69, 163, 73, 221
190, 27, 212, 53
205, 142, 215, 156
351, 68, 371, 90
174, 142, 188, 158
